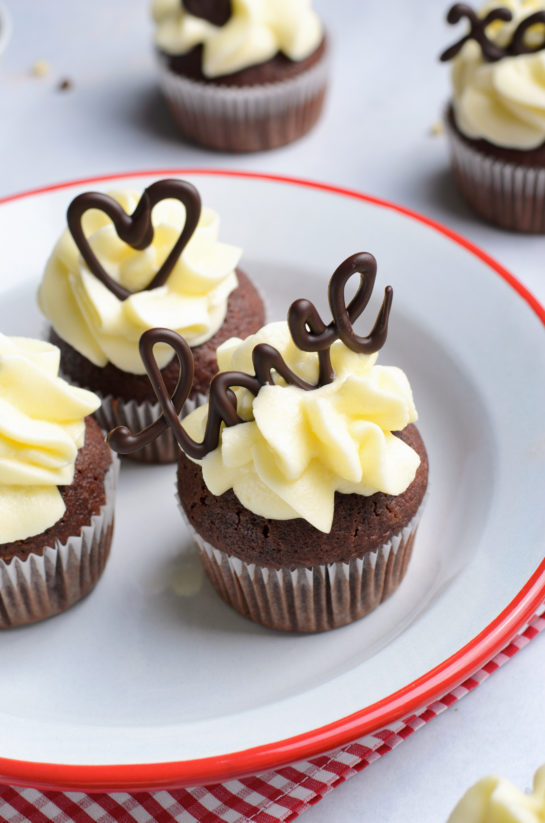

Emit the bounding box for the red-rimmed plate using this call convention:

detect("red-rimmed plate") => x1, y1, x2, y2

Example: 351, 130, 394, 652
0, 170, 544, 792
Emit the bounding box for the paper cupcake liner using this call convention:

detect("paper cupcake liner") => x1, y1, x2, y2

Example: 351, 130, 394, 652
156, 50, 329, 152
92, 389, 207, 464
445, 118, 545, 233
0, 456, 119, 629
179, 499, 425, 633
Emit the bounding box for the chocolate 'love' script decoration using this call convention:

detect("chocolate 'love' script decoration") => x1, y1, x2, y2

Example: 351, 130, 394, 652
67, 179, 202, 301
108, 252, 393, 458
183, 0, 231, 27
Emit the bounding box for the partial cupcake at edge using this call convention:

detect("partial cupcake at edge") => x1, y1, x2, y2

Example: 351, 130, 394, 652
109, 252, 429, 633
152, 0, 329, 151
38, 178, 265, 463
440, 0, 545, 232
0, 335, 117, 628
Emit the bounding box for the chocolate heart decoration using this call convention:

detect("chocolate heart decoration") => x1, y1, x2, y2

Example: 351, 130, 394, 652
183, 0, 231, 27
67, 179, 202, 301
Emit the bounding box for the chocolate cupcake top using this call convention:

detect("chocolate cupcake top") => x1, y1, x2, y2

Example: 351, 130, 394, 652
38, 179, 241, 375
441, 0, 545, 148
109, 253, 421, 534
152, 0, 323, 78
0, 334, 100, 543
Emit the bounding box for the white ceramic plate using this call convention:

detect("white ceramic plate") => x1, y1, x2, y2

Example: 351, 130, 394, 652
0, 171, 544, 791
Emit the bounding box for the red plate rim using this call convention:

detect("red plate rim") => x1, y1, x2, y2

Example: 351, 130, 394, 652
1, 168, 544, 793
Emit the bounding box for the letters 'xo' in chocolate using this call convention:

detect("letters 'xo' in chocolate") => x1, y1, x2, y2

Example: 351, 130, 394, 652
108, 252, 393, 459
440, 2, 545, 63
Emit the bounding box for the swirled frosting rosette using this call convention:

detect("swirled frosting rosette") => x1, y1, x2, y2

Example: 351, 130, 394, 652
183, 322, 420, 534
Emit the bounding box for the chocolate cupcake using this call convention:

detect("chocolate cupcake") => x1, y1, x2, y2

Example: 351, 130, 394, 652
440, 0, 545, 232
152, 0, 329, 152
38, 178, 265, 462
109, 253, 428, 632
0, 335, 117, 628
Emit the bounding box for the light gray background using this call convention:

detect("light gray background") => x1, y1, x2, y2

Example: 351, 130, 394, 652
2, 1, 545, 821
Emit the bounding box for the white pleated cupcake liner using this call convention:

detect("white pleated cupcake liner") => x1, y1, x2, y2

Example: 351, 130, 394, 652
0, 455, 119, 629
445, 117, 545, 233
178, 497, 426, 633
93, 389, 208, 464
156, 49, 329, 152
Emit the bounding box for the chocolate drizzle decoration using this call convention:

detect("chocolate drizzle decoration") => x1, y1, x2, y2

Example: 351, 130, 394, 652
440, 3, 545, 63
108, 252, 393, 459
67, 179, 201, 301
182, 0, 231, 27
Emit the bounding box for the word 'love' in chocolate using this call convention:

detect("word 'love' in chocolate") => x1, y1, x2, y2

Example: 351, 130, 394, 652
67, 179, 201, 301
440, 3, 545, 63
108, 252, 393, 459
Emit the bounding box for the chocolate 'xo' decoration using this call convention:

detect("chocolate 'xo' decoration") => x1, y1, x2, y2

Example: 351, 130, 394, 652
183, 0, 231, 27
440, 3, 513, 62
67, 179, 201, 302
440, 3, 545, 62
108, 253, 393, 459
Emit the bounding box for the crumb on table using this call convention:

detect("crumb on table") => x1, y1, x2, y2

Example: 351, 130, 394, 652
31, 60, 51, 77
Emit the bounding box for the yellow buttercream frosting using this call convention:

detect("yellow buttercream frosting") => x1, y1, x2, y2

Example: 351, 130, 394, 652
0, 335, 101, 543
181, 322, 420, 533
38, 189, 240, 374
451, 0, 545, 148
448, 766, 545, 823
152, 0, 323, 78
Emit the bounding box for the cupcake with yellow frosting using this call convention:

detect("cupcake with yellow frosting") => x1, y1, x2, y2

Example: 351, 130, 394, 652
109, 253, 428, 632
0, 335, 117, 628
152, 0, 328, 152
441, 0, 545, 232
38, 178, 264, 463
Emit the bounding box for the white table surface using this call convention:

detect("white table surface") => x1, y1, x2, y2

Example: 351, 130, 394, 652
2, 1, 545, 820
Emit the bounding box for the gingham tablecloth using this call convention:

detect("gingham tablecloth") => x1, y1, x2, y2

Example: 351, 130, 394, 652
2, 606, 544, 823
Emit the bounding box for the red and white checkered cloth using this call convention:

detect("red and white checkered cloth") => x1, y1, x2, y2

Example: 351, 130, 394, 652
2, 605, 544, 823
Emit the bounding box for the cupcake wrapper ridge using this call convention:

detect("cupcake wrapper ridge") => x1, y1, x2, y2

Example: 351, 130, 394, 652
157, 49, 329, 152
445, 118, 545, 233
180, 498, 426, 633
0, 456, 119, 629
